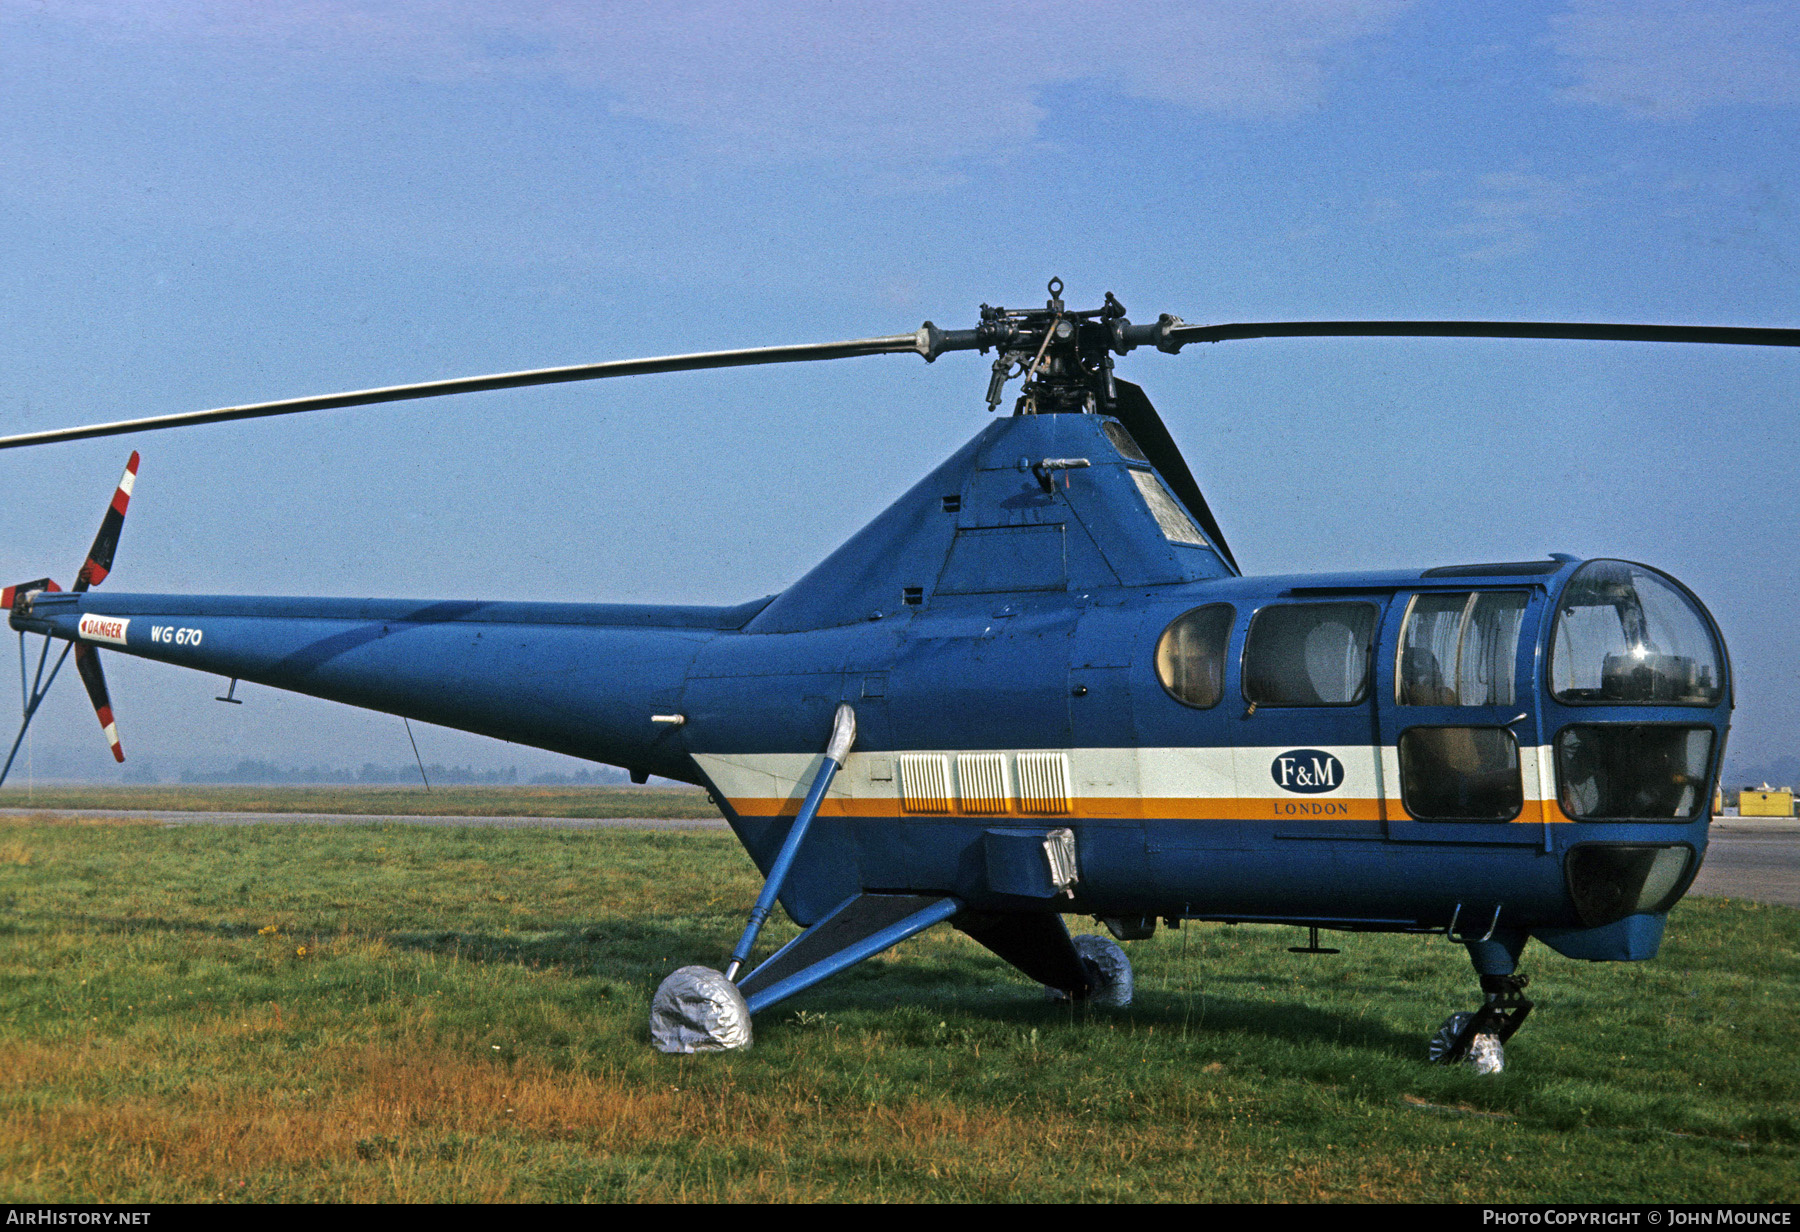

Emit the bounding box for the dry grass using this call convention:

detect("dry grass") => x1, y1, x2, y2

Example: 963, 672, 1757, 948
0, 1028, 1450, 1202
0, 814, 160, 829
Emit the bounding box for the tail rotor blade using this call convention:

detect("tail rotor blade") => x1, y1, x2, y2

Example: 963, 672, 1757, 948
2, 578, 60, 610
73, 452, 138, 592
73, 644, 123, 762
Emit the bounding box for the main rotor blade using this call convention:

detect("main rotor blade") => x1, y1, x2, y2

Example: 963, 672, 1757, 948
0, 333, 933, 451
1111, 379, 1239, 576
1165, 321, 1800, 349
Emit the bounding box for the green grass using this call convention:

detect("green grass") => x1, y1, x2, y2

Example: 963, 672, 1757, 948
0, 816, 1793, 1202
0, 783, 717, 818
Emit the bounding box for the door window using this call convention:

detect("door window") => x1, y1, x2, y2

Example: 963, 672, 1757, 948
1397, 591, 1527, 706
1398, 727, 1523, 820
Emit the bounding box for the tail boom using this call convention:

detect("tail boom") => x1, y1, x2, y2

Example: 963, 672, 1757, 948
9, 590, 754, 781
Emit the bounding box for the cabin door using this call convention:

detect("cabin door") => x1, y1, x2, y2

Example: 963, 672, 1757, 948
1375, 587, 1547, 845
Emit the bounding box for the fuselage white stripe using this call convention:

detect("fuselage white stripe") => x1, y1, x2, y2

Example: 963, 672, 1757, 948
693, 745, 1559, 805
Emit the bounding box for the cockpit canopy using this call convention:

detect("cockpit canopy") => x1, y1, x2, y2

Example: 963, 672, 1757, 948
1550, 560, 1724, 706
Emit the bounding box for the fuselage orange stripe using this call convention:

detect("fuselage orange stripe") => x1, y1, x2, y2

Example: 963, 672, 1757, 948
724, 795, 1577, 823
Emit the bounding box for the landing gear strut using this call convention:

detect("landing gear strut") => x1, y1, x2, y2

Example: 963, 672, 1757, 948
1430, 927, 1534, 1073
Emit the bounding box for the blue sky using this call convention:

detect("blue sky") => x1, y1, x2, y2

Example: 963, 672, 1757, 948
0, 1, 1796, 780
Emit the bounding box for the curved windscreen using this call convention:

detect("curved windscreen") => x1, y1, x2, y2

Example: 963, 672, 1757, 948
1550, 561, 1723, 705
1556, 725, 1714, 821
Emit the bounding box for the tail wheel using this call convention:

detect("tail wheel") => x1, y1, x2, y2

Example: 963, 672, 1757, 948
1071, 934, 1133, 1008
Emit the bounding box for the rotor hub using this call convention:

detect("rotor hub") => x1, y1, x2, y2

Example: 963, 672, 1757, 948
969, 278, 1143, 415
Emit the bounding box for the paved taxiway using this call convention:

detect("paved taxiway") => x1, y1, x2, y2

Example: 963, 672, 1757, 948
3, 808, 1795, 910
1690, 821, 1800, 909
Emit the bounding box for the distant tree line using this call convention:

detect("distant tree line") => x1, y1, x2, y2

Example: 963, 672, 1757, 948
177, 759, 629, 786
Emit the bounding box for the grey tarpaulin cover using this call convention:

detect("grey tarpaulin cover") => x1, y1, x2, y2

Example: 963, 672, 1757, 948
1428, 1012, 1507, 1072
1468, 1033, 1505, 1074
650, 966, 753, 1053
1072, 933, 1134, 1008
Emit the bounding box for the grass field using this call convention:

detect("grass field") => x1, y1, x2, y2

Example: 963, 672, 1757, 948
0, 814, 1793, 1203
0, 783, 717, 818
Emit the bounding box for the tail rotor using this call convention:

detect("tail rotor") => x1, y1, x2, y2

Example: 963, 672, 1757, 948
0, 453, 139, 786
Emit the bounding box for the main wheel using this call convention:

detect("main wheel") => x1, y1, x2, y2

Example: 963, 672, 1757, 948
1467, 1032, 1505, 1074
649, 966, 752, 1053
1427, 1012, 1472, 1064
1428, 1012, 1505, 1072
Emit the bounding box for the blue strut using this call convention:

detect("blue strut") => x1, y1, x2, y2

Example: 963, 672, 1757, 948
724, 702, 856, 983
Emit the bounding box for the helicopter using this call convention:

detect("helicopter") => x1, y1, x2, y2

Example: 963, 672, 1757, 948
2, 279, 1792, 1066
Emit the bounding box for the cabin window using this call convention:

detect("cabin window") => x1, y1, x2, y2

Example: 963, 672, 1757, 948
1154, 604, 1234, 709
1243, 603, 1378, 707
1101, 420, 1150, 463
1398, 727, 1523, 820
1397, 590, 1527, 706
1128, 469, 1208, 547
1556, 725, 1714, 821
1550, 561, 1723, 705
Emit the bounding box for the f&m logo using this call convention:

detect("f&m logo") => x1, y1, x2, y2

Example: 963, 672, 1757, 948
1270, 749, 1345, 794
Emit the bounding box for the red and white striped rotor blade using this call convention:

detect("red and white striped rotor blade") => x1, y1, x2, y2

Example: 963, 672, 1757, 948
73, 452, 139, 592
73, 643, 123, 762
1, 578, 60, 610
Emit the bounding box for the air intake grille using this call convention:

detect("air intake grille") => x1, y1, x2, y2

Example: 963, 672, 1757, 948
1016, 752, 1071, 815
898, 753, 952, 814
957, 753, 1010, 814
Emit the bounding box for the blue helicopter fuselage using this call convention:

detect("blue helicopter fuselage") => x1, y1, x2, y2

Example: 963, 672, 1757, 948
13, 412, 1729, 965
